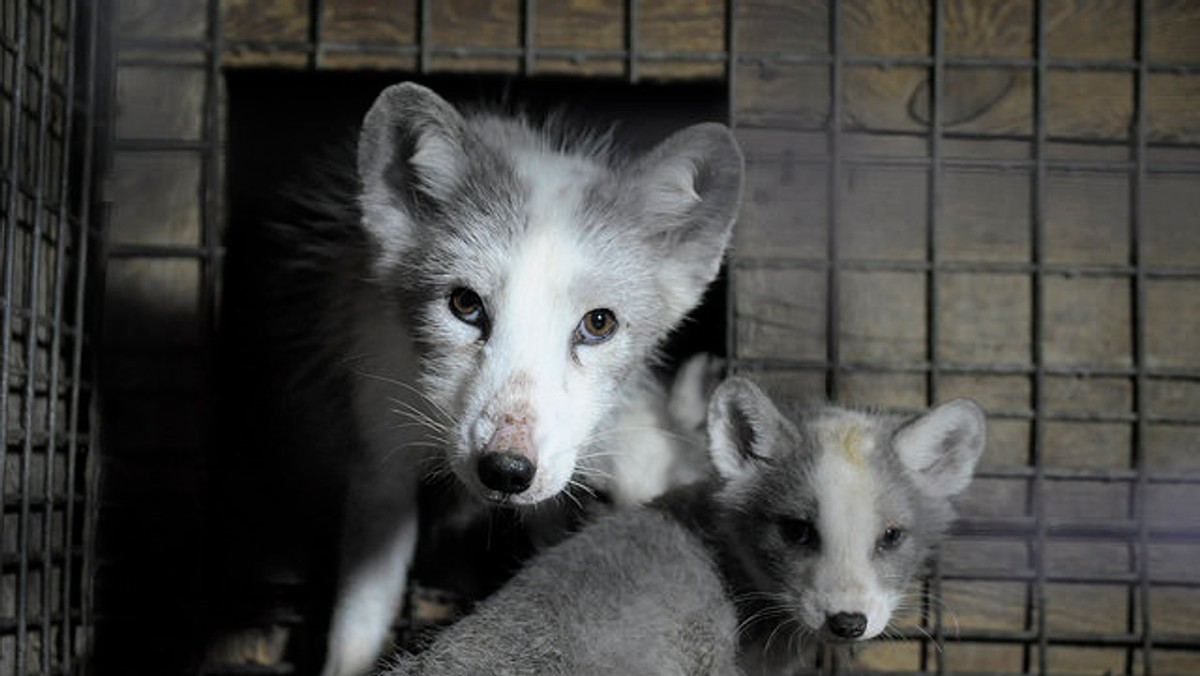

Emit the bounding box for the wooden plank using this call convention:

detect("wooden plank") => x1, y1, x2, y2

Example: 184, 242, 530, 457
1145, 173, 1200, 267
109, 154, 202, 247
733, 267, 827, 361
1146, 280, 1200, 370
735, 0, 1200, 142
118, 0, 209, 40
324, 0, 417, 45
1043, 277, 1133, 369
840, 270, 928, 363
116, 67, 206, 142
840, 166, 928, 261
640, 0, 726, 53
222, 0, 309, 43
223, 0, 729, 77
937, 273, 1032, 366
840, 371, 928, 408
735, 154, 829, 259
735, 0, 827, 55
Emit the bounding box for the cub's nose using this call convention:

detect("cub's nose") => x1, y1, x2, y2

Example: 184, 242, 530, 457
477, 452, 535, 494
826, 612, 867, 639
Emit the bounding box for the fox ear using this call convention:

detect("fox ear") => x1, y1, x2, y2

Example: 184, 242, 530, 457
358, 82, 467, 262
893, 399, 987, 498
667, 353, 725, 433
707, 377, 782, 482
632, 123, 744, 320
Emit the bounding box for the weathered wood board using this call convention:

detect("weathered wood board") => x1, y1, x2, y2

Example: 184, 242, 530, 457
215, 0, 1200, 145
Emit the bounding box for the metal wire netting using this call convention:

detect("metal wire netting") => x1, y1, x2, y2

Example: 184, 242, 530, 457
60, 0, 1200, 673
1, 0, 103, 674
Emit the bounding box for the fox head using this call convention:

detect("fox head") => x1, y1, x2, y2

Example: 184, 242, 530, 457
707, 378, 986, 645
356, 83, 744, 505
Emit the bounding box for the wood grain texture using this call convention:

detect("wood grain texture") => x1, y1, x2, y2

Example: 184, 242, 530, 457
222, 0, 309, 42
223, 0, 727, 76
109, 154, 202, 247
734, 0, 1199, 142
118, 0, 209, 40
323, 0, 417, 44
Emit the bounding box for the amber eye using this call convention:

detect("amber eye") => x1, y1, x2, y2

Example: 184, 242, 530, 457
449, 287, 485, 326
576, 308, 618, 344
878, 526, 906, 552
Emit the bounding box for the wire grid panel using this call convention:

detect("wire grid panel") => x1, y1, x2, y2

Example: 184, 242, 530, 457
729, 0, 1200, 673
102, 0, 1200, 674
0, 0, 102, 674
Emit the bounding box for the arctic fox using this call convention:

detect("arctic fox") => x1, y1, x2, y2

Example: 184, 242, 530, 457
384, 377, 987, 676
300, 83, 744, 675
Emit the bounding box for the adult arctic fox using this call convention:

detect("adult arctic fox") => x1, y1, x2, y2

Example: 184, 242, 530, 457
305, 83, 744, 675
385, 378, 987, 676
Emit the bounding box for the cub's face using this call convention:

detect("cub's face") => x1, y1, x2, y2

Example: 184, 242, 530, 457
723, 419, 927, 642
706, 379, 984, 645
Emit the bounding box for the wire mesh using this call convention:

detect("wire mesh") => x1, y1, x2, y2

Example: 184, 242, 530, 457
0, 0, 102, 674
92, 0, 1200, 674
726, 1, 1200, 673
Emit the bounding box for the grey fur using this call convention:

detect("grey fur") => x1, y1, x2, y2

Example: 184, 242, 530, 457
384, 378, 986, 676
271, 81, 745, 676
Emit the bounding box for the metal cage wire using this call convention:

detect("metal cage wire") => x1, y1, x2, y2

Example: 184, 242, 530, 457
93, 0, 1200, 674
1, 0, 103, 674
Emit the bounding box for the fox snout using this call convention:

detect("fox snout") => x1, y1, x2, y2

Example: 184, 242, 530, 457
476, 413, 538, 495
824, 611, 868, 640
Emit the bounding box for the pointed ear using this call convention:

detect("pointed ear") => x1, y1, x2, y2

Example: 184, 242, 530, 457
667, 353, 725, 433
632, 123, 744, 319
707, 377, 783, 482
893, 399, 987, 498
357, 82, 467, 261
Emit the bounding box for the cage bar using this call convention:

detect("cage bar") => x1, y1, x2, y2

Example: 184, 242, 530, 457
925, 0, 947, 670
75, 0, 1200, 673
825, 0, 843, 403
1032, 2, 1050, 668
0, 0, 30, 528
1131, 1, 1154, 673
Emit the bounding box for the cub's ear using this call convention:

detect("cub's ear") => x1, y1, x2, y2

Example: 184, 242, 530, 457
631, 123, 744, 320
707, 377, 783, 482
357, 82, 467, 262
893, 399, 987, 498
667, 353, 725, 433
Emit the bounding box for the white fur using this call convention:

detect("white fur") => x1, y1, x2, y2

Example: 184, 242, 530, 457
451, 221, 613, 504
806, 414, 892, 639
590, 354, 719, 506
895, 398, 987, 497
319, 84, 744, 676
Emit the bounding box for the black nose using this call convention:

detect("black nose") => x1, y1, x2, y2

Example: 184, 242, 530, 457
477, 452, 535, 494
827, 612, 867, 639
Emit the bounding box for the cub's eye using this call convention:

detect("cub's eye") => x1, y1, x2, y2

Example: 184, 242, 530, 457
878, 526, 906, 552
449, 287, 486, 326
575, 308, 618, 344
778, 518, 819, 549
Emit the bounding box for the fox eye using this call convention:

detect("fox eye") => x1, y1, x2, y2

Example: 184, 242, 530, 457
878, 526, 906, 552
575, 308, 618, 344
449, 287, 486, 327
778, 518, 819, 549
